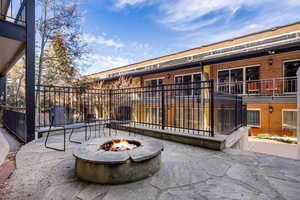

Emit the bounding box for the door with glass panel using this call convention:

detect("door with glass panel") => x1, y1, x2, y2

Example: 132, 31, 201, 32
246, 66, 260, 94
283, 60, 299, 93
230, 68, 243, 94
218, 71, 230, 93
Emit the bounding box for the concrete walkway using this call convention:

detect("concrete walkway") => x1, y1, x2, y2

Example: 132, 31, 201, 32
1, 129, 300, 200
0, 131, 9, 166
0, 128, 22, 192
248, 137, 299, 160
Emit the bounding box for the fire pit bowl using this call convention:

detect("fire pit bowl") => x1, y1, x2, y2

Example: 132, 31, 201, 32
73, 137, 163, 184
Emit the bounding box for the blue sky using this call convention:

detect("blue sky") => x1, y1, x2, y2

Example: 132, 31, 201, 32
78, 0, 300, 75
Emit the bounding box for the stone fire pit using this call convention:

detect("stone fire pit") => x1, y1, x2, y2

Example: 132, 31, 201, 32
73, 137, 163, 184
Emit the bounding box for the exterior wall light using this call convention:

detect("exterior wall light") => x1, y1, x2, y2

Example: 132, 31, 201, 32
268, 50, 275, 66
269, 106, 273, 113
268, 58, 273, 66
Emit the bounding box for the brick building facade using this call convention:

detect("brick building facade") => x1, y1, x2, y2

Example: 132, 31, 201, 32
81, 22, 300, 137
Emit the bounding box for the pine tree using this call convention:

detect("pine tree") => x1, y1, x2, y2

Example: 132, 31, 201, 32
43, 34, 78, 85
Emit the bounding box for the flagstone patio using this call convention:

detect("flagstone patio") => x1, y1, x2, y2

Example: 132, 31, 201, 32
1, 128, 300, 200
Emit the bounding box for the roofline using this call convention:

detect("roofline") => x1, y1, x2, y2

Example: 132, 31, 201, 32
84, 20, 300, 77
81, 42, 300, 84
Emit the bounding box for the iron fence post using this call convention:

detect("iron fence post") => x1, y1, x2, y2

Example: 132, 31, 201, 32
161, 84, 165, 130
273, 78, 275, 96
210, 80, 214, 137
235, 95, 238, 129
109, 89, 112, 121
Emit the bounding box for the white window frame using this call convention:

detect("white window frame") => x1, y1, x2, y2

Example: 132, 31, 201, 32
174, 72, 202, 96
246, 108, 261, 128
217, 65, 260, 94
144, 77, 164, 86
282, 109, 297, 130
282, 59, 300, 94
144, 77, 164, 98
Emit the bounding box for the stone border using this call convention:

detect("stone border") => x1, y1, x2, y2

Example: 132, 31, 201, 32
73, 137, 164, 184
108, 124, 225, 150
73, 137, 163, 164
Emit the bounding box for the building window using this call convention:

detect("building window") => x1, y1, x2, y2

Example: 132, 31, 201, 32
217, 66, 260, 94
247, 109, 260, 127
282, 109, 297, 136
175, 73, 202, 96
144, 78, 163, 88
283, 60, 299, 93
144, 78, 163, 96
217, 70, 230, 93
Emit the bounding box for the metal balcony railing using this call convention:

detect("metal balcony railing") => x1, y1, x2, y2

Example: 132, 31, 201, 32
0, 0, 26, 24
216, 77, 297, 96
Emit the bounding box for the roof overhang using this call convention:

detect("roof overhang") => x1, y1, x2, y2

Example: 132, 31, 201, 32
0, 7, 27, 76
84, 39, 300, 83
0, 36, 25, 76
101, 31, 300, 78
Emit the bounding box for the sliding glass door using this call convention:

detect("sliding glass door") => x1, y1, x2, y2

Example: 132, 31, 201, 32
283, 60, 299, 93
218, 66, 260, 94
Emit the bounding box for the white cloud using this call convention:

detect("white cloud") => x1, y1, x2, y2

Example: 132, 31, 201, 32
164, 0, 273, 22
181, 7, 300, 48
115, 0, 148, 8
82, 33, 124, 48
113, 0, 300, 34
81, 54, 130, 74
158, 0, 272, 31
169, 16, 222, 31
286, 0, 300, 6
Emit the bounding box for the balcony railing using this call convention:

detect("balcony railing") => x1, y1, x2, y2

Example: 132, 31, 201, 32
216, 77, 297, 96
0, 0, 26, 24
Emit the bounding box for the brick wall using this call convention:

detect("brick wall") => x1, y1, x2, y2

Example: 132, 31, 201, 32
247, 103, 297, 136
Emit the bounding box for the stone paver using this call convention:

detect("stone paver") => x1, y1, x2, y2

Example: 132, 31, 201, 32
1, 129, 300, 200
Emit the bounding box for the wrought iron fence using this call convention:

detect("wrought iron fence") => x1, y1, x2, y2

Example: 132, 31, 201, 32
35, 85, 110, 128
109, 81, 213, 136
213, 92, 245, 135
1, 105, 26, 142
0, 0, 26, 24
216, 77, 297, 96
35, 81, 245, 137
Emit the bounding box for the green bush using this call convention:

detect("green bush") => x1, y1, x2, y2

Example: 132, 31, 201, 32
255, 134, 297, 144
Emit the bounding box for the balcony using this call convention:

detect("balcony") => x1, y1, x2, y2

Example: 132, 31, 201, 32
0, 0, 27, 75
216, 77, 297, 96
0, 0, 26, 25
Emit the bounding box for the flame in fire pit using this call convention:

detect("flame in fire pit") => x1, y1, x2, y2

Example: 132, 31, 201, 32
110, 139, 136, 151
101, 139, 139, 152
